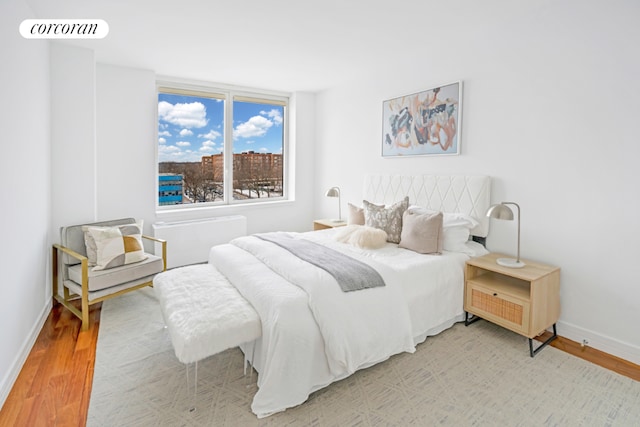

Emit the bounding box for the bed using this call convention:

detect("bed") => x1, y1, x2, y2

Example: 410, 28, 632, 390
208, 174, 491, 418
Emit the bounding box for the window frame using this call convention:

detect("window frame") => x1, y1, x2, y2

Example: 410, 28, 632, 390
155, 78, 290, 212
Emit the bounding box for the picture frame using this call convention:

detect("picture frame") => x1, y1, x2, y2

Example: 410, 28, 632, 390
382, 81, 462, 157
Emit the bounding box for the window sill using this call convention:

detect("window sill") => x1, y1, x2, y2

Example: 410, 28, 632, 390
155, 198, 295, 221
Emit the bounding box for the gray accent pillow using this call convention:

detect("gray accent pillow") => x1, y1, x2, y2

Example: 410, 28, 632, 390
363, 196, 409, 243
399, 210, 443, 254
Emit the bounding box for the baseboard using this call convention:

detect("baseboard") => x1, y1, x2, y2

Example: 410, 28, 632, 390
0, 299, 51, 409
557, 320, 640, 366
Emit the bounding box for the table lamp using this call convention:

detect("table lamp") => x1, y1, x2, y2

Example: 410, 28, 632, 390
325, 186, 342, 222
486, 202, 525, 268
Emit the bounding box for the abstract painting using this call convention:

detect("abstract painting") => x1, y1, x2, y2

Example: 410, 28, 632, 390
382, 81, 462, 157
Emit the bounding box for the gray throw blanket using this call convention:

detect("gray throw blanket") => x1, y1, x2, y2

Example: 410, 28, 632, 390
256, 233, 385, 292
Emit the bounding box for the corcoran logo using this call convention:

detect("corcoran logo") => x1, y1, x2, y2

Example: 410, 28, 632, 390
20, 19, 109, 39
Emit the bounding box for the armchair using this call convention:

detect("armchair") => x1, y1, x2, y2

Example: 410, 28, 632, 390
52, 218, 167, 331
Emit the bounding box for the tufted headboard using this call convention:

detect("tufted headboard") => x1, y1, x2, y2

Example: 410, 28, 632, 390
363, 174, 492, 238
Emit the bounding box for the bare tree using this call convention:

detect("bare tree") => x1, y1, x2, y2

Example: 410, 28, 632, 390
159, 162, 208, 203
160, 152, 282, 203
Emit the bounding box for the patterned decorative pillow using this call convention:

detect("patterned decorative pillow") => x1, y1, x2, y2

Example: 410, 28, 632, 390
399, 210, 443, 254
81, 225, 99, 266
86, 223, 147, 270
363, 196, 409, 243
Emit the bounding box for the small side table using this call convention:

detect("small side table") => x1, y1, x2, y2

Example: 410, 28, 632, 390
313, 219, 347, 231
464, 253, 561, 357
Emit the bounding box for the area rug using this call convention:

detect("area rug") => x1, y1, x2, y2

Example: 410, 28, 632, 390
88, 288, 640, 426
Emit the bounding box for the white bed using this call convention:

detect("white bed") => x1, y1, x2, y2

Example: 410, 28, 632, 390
208, 174, 491, 418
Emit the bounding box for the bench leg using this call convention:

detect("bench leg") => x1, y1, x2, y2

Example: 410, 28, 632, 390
185, 361, 198, 413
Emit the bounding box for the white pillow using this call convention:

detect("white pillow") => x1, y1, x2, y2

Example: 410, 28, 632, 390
408, 206, 479, 229
442, 226, 471, 253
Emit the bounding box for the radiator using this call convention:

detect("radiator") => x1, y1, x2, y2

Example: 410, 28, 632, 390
153, 215, 247, 269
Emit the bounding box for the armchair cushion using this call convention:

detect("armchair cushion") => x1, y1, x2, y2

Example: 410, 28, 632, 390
85, 222, 147, 270
68, 254, 164, 292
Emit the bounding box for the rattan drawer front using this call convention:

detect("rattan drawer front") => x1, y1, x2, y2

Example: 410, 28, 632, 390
472, 289, 523, 323
468, 285, 529, 334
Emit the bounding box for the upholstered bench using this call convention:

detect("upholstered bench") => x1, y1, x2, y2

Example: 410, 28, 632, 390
153, 264, 261, 365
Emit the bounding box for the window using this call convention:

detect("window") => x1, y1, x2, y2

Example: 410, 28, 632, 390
157, 83, 287, 209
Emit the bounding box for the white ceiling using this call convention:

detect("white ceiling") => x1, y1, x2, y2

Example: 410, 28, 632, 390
25, 0, 551, 93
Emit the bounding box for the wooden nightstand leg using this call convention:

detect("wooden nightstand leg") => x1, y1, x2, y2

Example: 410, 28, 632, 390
529, 324, 558, 357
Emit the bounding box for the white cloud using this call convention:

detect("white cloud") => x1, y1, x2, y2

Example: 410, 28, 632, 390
234, 115, 273, 139
158, 145, 180, 153
159, 145, 180, 153
158, 137, 166, 144
158, 101, 208, 128
176, 141, 191, 147
261, 109, 283, 125
159, 130, 172, 137
159, 144, 206, 162
258, 147, 268, 153
198, 130, 222, 140
202, 140, 216, 147
199, 146, 215, 152
179, 129, 193, 137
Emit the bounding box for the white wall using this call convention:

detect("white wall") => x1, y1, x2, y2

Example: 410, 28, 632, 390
314, 2, 640, 363
0, 0, 51, 406
51, 43, 96, 235
95, 64, 156, 228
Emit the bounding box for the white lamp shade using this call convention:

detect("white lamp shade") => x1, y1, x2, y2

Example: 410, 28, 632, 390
486, 202, 525, 268
325, 186, 342, 221
486, 203, 514, 220
325, 187, 340, 197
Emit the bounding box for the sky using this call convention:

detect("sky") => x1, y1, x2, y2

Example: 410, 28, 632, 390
158, 93, 284, 162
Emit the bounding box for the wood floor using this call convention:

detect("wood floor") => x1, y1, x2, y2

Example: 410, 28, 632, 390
1, 304, 639, 427
0, 301, 101, 427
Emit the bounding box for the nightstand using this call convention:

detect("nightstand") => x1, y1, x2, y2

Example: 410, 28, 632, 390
313, 219, 347, 231
464, 253, 561, 357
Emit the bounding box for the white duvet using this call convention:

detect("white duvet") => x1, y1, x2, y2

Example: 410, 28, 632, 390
208, 229, 487, 417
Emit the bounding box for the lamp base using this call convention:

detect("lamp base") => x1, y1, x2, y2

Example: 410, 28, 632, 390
496, 258, 526, 268
331, 219, 345, 224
